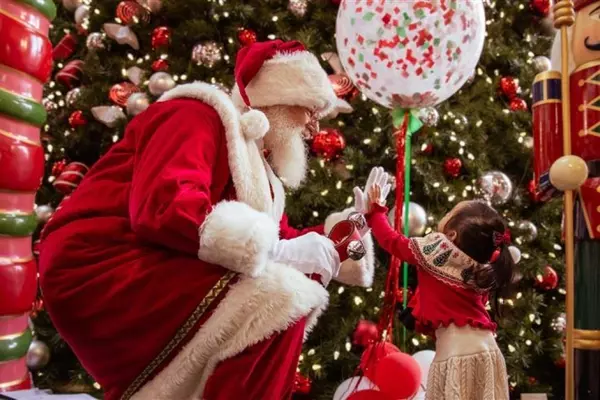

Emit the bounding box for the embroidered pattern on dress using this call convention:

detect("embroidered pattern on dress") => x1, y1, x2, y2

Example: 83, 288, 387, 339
408, 233, 484, 292
120, 271, 237, 400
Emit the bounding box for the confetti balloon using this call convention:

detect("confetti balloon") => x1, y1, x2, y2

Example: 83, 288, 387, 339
478, 171, 513, 205
335, 0, 486, 109
148, 72, 175, 96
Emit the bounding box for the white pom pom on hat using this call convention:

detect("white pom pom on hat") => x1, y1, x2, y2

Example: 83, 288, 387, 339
240, 109, 269, 140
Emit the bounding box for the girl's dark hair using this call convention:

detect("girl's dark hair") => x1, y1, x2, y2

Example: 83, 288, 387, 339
443, 201, 516, 311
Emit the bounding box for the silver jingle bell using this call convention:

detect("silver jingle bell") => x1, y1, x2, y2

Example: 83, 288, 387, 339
348, 211, 367, 232
347, 240, 366, 261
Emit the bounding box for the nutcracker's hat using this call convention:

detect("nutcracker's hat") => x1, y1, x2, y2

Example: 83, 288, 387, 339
574, 0, 596, 10
232, 40, 351, 118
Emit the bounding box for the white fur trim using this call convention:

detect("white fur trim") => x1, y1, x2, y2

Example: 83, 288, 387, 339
130, 263, 329, 400
158, 83, 274, 217
240, 109, 269, 140
324, 208, 376, 288
231, 51, 339, 116
198, 201, 278, 277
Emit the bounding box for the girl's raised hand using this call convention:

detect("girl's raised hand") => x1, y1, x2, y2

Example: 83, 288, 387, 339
367, 184, 383, 213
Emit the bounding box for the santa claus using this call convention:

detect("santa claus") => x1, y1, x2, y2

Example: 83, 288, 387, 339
38, 40, 380, 400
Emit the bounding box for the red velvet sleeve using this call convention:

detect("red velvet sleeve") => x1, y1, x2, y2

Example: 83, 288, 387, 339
279, 214, 324, 240
128, 100, 224, 255
366, 204, 418, 265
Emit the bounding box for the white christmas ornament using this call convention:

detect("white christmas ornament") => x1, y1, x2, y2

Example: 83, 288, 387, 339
74, 5, 89, 25
148, 72, 175, 96
126, 66, 146, 86
103, 23, 140, 50
91, 106, 126, 128
126, 92, 150, 116
62, 0, 83, 11
508, 246, 521, 264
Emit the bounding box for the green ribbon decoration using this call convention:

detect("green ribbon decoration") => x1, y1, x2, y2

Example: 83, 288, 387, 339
391, 107, 423, 347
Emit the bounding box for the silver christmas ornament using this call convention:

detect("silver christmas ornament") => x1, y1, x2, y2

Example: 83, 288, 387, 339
42, 98, 57, 111
532, 56, 552, 73
136, 0, 162, 13
35, 205, 54, 223
418, 107, 439, 127
91, 105, 126, 128
191, 42, 223, 68
517, 220, 538, 242
478, 171, 513, 205
347, 240, 366, 261
65, 88, 82, 106
74, 5, 90, 25
388, 202, 428, 237
26, 340, 51, 370
103, 23, 140, 50
62, 0, 83, 12
126, 92, 150, 116
86, 32, 105, 50
148, 72, 175, 96
288, 0, 308, 17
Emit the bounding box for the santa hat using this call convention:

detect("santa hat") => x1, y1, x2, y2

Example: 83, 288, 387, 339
231, 40, 351, 140
574, 0, 595, 10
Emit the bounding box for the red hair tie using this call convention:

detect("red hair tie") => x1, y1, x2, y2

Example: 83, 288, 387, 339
492, 229, 511, 247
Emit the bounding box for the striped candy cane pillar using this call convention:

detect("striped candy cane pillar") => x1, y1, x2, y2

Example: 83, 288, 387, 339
0, 0, 56, 391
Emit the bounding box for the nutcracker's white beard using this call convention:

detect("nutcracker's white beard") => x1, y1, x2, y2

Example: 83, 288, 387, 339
262, 108, 308, 189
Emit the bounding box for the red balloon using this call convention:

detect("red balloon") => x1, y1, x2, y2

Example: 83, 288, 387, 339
353, 320, 379, 348
360, 342, 400, 380
347, 390, 395, 400
373, 353, 421, 399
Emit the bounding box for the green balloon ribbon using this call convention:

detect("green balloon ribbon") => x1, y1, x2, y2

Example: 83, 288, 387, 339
391, 107, 423, 347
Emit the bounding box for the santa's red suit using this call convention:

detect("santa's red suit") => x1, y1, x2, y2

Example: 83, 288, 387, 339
38, 41, 374, 400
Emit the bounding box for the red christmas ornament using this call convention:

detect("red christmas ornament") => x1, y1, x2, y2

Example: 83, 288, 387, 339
238, 28, 257, 46
373, 353, 421, 399
395, 287, 413, 303
555, 356, 566, 368
68, 110, 87, 128
52, 159, 67, 176
510, 97, 528, 112
151, 26, 171, 49
528, 179, 540, 202
360, 342, 400, 381
530, 0, 551, 16
52, 33, 78, 61
53, 162, 89, 195
329, 74, 358, 100
311, 128, 346, 161
292, 372, 312, 395
443, 157, 462, 178
421, 142, 434, 155
499, 76, 519, 99
536, 265, 559, 290
109, 82, 140, 107
55, 60, 85, 89
352, 320, 379, 347
528, 376, 538, 385
116, 1, 150, 24
151, 59, 169, 72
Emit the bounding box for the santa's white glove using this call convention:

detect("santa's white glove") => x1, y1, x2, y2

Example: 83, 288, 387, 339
270, 232, 341, 287
352, 167, 391, 234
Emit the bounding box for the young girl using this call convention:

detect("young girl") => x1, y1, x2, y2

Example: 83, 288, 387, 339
364, 184, 512, 400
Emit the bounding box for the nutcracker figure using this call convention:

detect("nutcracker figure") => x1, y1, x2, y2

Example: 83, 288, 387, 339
0, 0, 55, 391
533, 0, 600, 398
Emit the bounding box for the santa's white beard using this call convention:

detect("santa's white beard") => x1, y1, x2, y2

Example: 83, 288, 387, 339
262, 110, 308, 189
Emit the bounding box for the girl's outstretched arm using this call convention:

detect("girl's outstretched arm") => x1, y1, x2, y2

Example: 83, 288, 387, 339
365, 185, 418, 265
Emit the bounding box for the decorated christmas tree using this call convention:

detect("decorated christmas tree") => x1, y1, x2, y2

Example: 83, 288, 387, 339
20, 0, 567, 398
